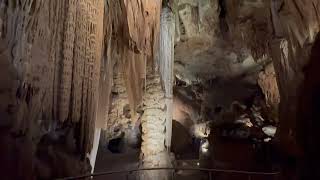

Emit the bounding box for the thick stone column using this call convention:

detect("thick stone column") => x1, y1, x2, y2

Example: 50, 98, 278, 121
139, 6, 175, 180
139, 72, 172, 180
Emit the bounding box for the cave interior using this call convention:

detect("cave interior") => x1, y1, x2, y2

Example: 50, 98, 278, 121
1, 0, 320, 180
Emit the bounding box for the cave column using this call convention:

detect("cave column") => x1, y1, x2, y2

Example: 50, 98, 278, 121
139, 6, 175, 180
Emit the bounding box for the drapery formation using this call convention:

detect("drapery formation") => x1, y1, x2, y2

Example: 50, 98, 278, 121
0, 1, 105, 179
0, 0, 105, 154
102, 1, 163, 133
1, 0, 169, 178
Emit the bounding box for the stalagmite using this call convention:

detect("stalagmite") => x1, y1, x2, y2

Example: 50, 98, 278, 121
139, 68, 172, 180
139, 6, 175, 180
105, 62, 131, 140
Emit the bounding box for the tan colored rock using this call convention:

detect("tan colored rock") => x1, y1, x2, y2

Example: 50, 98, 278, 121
1, 0, 105, 178
258, 64, 280, 110
139, 71, 171, 180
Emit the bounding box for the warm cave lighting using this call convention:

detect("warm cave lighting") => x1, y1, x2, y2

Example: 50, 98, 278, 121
200, 139, 209, 154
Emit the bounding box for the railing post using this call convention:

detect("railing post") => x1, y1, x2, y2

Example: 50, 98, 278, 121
209, 172, 212, 180
172, 168, 175, 180
126, 171, 132, 180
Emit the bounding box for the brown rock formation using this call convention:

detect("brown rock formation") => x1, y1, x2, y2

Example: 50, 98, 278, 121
224, 0, 320, 178
0, 0, 105, 178
2, 0, 320, 179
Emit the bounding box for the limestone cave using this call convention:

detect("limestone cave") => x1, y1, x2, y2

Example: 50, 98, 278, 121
1, 0, 320, 180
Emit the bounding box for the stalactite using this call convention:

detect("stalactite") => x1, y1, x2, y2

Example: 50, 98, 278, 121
105, 0, 162, 116
71, 0, 86, 123
59, 0, 76, 122
96, 36, 113, 128
0, 1, 105, 178
159, 7, 175, 150
79, 0, 105, 154
121, 46, 144, 114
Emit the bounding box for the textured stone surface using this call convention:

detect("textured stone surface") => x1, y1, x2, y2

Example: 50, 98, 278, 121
2, 0, 320, 179
104, 63, 141, 142
227, 0, 320, 178
0, 0, 105, 178
139, 72, 172, 180
258, 64, 280, 121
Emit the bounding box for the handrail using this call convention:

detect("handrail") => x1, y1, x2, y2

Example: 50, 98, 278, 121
56, 167, 280, 180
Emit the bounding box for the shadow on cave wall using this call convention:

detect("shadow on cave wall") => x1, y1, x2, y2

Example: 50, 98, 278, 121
297, 33, 320, 179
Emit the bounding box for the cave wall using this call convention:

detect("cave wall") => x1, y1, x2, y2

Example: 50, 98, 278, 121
297, 34, 320, 179
0, 0, 164, 179
104, 0, 162, 118
223, 0, 320, 178
2, 0, 320, 179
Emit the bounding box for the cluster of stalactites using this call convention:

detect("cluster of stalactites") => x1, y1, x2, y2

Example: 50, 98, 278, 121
0, 0, 105, 154
104, 0, 162, 113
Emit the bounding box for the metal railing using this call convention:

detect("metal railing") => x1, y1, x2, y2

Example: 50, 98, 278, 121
57, 167, 280, 180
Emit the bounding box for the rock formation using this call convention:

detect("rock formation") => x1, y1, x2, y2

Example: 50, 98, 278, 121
0, 0, 104, 179
139, 6, 175, 180
1, 0, 320, 179
222, 0, 320, 178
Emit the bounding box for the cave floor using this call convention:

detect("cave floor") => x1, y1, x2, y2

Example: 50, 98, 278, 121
94, 146, 140, 180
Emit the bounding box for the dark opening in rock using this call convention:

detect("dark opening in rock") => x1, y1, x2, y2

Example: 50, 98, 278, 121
108, 136, 124, 154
